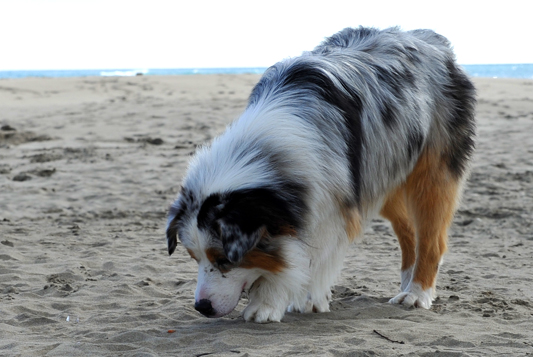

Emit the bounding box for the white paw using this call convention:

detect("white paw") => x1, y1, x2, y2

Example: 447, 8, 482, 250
243, 301, 285, 323
389, 282, 434, 309
312, 303, 330, 313
287, 300, 311, 313
311, 292, 331, 313
288, 290, 331, 313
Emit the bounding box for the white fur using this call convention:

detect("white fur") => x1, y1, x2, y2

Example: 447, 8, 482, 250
389, 282, 434, 309
243, 240, 310, 322
290, 199, 355, 313
390, 252, 444, 308
194, 259, 262, 318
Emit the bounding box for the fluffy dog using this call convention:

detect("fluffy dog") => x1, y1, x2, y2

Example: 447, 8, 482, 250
166, 26, 476, 323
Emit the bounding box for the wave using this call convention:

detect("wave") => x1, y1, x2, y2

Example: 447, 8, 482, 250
100, 69, 149, 77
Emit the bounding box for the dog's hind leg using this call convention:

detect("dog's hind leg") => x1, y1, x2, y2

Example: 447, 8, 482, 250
380, 185, 416, 292
389, 149, 462, 309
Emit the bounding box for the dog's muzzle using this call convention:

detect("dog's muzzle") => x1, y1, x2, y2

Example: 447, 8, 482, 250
195, 299, 216, 317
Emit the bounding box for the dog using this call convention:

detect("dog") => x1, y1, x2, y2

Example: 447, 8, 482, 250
166, 26, 476, 323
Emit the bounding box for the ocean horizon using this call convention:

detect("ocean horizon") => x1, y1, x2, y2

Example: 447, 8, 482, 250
1, 64, 533, 79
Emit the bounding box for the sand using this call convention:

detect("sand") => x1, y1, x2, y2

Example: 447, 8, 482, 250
1, 74, 532, 356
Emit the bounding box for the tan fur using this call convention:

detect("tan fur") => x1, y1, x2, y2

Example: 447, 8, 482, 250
276, 225, 298, 237
380, 185, 416, 271
205, 247, 221, 264
339, 200, 363, 242
401, 149, 461, 290
240, 249, 287, 273
205, 245, 286, 274
187, 248, 199, 262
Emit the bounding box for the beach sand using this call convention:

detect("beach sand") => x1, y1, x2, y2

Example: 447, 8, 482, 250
1, 74, 532, 356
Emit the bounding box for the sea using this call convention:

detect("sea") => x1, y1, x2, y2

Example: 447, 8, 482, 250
1, 64, 532, 79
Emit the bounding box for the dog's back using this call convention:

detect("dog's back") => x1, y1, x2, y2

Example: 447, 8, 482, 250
313, 26, 476, 179
246, 27, 476, 209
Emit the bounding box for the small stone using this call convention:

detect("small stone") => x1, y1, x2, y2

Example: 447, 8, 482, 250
147, 138, 164, 145
1, 125, 16, 131
13, 173, 31, 182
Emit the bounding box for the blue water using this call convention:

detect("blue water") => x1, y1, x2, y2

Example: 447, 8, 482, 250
1, 64, 532, 79
0, 67, 267, 79
461, 64, 533, 79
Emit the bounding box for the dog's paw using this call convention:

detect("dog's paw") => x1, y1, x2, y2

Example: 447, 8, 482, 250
288, 300, 330, 313
243, 301, 285, 323
287, 291, 331, 313
389, 283, 434, 309
287, 300, 311, 313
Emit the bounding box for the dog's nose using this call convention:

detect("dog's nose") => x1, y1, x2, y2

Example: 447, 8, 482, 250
195, 299, 216, 317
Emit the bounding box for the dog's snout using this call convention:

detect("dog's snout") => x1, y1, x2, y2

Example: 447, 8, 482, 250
195, 299, 216, 317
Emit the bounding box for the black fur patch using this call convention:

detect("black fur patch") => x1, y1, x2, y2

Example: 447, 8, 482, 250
166, 201, 185, 256
166, 188, 194, 256
373, 63, 416, 129
406, 126, 425, 161
197, 183, 306, 263
442, 60, 477, 177
197, 193, 222, 231
277, 61, 364, 205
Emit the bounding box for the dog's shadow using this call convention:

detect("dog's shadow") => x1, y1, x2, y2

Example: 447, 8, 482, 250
190, 293, 418, 327
168, 292, 442, 357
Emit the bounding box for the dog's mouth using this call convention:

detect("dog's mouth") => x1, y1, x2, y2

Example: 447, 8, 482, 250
197, 281, 253, 318
244, 280, 257, 294
241, 278, 259, 298
240, 281, 250, 300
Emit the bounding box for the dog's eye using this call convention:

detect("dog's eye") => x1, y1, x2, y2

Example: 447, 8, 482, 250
215, 257, 232, 272
216, 257, 230, 267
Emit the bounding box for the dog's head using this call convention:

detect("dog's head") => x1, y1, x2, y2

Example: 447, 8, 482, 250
166, 187, 298, 318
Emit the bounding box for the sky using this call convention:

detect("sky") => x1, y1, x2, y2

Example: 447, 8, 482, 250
1, 0, 531, 70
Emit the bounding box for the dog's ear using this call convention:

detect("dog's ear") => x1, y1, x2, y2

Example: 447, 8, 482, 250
218, 217, 265, 265
167, 196, 186, 256
218, 190, 269, 264
166, 222, 178, 256
198, 190, 275, 264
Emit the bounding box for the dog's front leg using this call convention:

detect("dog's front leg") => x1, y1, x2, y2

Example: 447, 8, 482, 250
242, 277, 292, 323
242, 240, 310, 322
